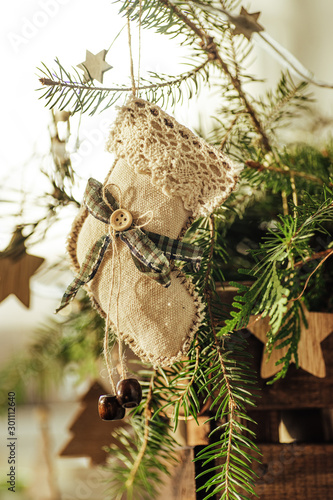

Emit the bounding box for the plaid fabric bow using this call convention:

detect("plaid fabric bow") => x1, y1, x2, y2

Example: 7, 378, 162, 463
56, 178, 203, 312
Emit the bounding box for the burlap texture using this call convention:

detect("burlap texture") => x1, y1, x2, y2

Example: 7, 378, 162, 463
67, 98, 240, 367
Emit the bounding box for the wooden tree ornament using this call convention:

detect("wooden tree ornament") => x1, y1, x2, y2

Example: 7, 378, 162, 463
60, 381, 130, 465
247, 307, 333, 378
0, 228, 44, 308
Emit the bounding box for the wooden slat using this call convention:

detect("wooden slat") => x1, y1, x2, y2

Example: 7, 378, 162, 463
252, 444, 333, 499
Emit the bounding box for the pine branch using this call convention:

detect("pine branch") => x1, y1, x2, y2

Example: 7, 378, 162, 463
125, 372, 155, 494
294, 247, 333, 268
221, 191, 333, 378
158, 0, 272, 152
205, 216, 237, 497
259, 71, 312, 132
245, 160, 333, 187
38, 58, 210, 114
174, 343, 200, 423
104, 371, 179, 500
293, 249, 333, 301
39, 59, 209, 94
192, 215, 258, 500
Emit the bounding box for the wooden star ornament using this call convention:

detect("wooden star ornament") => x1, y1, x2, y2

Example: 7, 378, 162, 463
231, 8, 264, 40
77, 49, 112, 84
247, 306, 333, 378
0, 229, 44, 308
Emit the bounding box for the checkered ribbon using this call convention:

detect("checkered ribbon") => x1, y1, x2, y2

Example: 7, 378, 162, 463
56, 178, 203, 312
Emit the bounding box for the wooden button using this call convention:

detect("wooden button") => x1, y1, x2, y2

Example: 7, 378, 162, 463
110, 209, 133, 231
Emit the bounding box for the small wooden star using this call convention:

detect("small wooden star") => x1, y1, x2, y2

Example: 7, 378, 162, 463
0, 229, 44, 308
247, 306, 333, 378
77, 49, 112, 84
231, 8, 264, 40
0, 253, 44, 308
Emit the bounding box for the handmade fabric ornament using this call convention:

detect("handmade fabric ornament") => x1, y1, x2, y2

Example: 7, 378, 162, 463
58, 98, 240, 378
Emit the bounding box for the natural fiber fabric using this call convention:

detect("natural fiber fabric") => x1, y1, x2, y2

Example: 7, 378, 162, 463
106, 97, 240, 218
57, 177, 204, 311
67, 98, 240, 367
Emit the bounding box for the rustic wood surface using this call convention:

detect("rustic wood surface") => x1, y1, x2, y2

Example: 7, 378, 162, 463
252, 443, 333, 499
186, 416, 210, 446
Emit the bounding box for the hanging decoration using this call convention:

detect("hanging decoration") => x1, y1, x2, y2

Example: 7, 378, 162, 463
56, 97, 240, 411
77, 49, 112, 84
248, 306, 333, 378
228, 7, 264, 40
0, 228, 44, 308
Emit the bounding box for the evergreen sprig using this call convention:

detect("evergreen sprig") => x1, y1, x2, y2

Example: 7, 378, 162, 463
20, 1, 333, 498
221, 189, 333, 380
104, 372, 179, 500
37, 57, 211, 115
101, 215, 259, 500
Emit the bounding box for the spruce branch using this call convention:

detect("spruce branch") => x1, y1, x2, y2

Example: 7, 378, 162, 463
125, 371, 155, 493
38, 58, 210, 113
174, 343, 200, 421
158, 0, 272, 151
293, 248, 333, 301
245, 160, 333, 187
39, 59, 209, 94
294, 247, 333, 268
221, 192, 333, 378
194, 214, 258, 500
104, 370, 178, 500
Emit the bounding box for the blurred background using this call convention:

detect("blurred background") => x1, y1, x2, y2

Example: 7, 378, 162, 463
1, 1, 333, 498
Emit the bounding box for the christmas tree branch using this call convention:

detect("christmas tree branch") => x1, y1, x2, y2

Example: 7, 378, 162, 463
175, 343, 200, 416
293, 248, 333, 301
158, 0, 272, 152
38, 58, 210, 113
246, 160, 333, 187
125, 371, 155, 493
294, 248, 333, 268
39, 59, 210, 94
206, 215, 237, 498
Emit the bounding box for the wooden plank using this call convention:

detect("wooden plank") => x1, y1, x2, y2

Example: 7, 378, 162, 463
186, 417, 210, 446
252, 444, 333, 499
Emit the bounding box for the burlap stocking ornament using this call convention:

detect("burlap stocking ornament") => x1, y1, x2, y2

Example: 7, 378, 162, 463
58, 98, 240, 374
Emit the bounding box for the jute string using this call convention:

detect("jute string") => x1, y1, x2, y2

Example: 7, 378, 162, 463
127, 0, 143, 96
137, 0, 142, 90
102, 183, 127, 392
101, 183, 154, 391
127, 10, 136, 96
